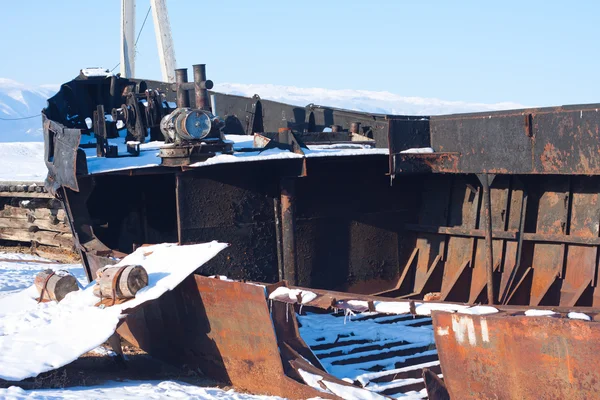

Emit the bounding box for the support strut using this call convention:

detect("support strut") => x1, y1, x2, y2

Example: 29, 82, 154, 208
280, 178, 298, 285
478, 174, 496, 304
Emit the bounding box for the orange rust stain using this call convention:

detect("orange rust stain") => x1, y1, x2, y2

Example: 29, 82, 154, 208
540, 142, 564, 172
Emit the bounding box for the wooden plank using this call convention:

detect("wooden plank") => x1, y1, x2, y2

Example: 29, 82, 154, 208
0, 191, 52, 199
0, 228, 73, 248
0, 217, 70, 233
0, 205, 66, 220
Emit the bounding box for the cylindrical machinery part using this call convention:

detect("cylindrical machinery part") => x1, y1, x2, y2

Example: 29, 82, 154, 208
175, 68, 191, 108
109, 75, 119, 110
331, 125, 342, 132
350, 122, 361, 134
193, 64, 213, 111
160, 108, 213, 142
210, 93, 217, 116
34, 269, 79, 302
93, 265, 148, 299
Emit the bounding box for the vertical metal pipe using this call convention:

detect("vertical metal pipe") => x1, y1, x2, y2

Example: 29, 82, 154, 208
175, 173, 183, 245
175, 68, 190, 108
193, 64, 210, 111
210, 93, 217, 115
481, 174, 496, 304
109, 75, 119, 110
273, 197, 284, 281
93, 104, 106, 158
280, 178, 297, 285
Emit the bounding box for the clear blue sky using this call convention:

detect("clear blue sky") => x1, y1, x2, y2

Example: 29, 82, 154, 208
1, 0, 598, 106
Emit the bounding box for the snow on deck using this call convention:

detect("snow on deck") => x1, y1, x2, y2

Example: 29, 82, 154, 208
0, 380, 285, 400
0, 242, 227, 381
0, 134, 390, 182
298, 311, 438, 399
83, 134, 389, 175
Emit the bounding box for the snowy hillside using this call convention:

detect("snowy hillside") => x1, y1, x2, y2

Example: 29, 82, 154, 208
215, 83, 525, 115
0, 79, 57, 143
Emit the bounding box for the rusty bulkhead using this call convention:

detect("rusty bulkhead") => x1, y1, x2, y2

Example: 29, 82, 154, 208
42, 64, 600, 399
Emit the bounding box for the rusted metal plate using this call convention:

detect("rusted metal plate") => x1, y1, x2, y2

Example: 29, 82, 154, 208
428, 105, 600, 175
387, 117, 430, 153
186, 276, 324, 399
390, 152, 460, 174
412, 176, 452, 294
498, 177, 525, 303
441, 176, 481, 301
188, 276, 282, 392
470, 176, 509, 303
430, 110, 534, 174
530, 178, 569, 305
119, 275, 327, 399
43, 116, 83, 194
432, 310, 600, 399
561, 177, 600, 306
534, 109, 600, 174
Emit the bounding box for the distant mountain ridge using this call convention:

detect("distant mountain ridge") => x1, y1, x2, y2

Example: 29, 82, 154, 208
0, 79, 58, 142
214, 83, 525, 116
0, 78, 525, 143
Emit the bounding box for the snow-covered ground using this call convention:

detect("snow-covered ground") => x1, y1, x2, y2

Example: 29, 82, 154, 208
0, 247, 285, 400
0, 142, 46, 182
0, 381, 285, 399
0, 252, 85, 297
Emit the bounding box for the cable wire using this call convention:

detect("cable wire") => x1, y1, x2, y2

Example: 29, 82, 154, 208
0, 114, 42, 121
111, 6, 152, 73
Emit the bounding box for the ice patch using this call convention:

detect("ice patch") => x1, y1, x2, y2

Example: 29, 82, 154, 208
524, 309, 557, 317
568, 311, 591, 321
399, 147, 434, 154
457, 305, 498, 315
269, 286, 317, 304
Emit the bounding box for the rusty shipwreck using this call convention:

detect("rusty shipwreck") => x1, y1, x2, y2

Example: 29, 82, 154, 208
41, 64, 600, 399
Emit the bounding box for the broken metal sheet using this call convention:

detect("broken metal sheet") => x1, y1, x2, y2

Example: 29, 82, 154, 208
0, 242, 227, 382
43, 116, 83, 194
118, 275, 329, 399
432, 310, 600, 399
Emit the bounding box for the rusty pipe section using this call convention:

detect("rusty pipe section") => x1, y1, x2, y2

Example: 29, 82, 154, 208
175, 68, 190, 108
174, 64, 214, 111
193, 64, 213, 112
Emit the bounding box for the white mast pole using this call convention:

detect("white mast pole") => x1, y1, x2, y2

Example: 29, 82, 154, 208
150, 0, 177, 83
120, 0, 136, 78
